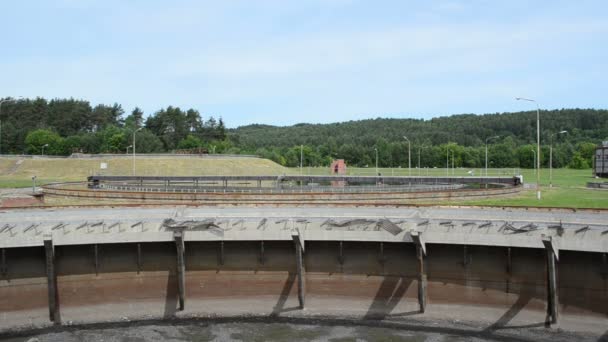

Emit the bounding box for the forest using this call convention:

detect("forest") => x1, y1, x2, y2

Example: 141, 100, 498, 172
1, 97, 606, 169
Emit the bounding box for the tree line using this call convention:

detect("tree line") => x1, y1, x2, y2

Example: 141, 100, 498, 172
0, 97, 226, 155
1, 97, 605, 169
230, 109, 607, 169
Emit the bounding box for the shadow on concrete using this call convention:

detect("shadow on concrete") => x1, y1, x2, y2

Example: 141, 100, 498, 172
163, 273, 178, 318
270, 273, 298, 317
598, 330, 608, 342
363, 276, 413, 320
483, 293, 546, 331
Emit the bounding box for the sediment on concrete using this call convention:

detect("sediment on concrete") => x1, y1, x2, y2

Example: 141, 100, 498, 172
42, 182, 522, 204
1, 241, 606, 333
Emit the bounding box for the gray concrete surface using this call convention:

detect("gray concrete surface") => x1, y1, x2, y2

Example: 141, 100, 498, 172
1, 206, 607, 252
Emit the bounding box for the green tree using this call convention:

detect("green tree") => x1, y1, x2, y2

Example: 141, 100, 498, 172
25, 129, 64, 155
178, 135, 203, 149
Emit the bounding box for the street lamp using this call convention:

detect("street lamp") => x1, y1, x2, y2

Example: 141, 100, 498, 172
485, 136, 499, 177
516, 97, 541, 200
0, 97, 23, 155
451, 150, 455, 176
126, 145, 132, 154
549, 130, 567, 188
300, 145, 303, 176
403, 136, 411, 177
531, 148, 536, 177
418, 146, 422, 176
133, 127, 143, 176
41, 143, 49, 156
374, 147, 378, 175
446, 146, 449, 176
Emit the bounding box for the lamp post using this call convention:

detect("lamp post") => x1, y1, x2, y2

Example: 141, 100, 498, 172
41, 143, 49, 156
300, 145, 303, 176
531, 148, 536, 177
446, 146, 449, 176
485, 136, 499, 177
418, 146, 421, 176
0, 97, 23, 155
516, 97, 541, 200
126, 145, 132, 155
549, 130, 567, 188
132, 127, 142, 176
403, 136, 411, 176
451, 150, 455, 176
374, 147, 378, 175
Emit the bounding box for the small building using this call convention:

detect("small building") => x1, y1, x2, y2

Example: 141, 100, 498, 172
330, 159, 347, 187
330, 159, 347, 175
593, 141, 608, 178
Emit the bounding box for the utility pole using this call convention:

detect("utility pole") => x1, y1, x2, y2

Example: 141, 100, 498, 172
516, 97, 541, 200
549, 131, 567, 188
133, 127, 142, 176
485, 136, 499, 177
403, 136, 411, 177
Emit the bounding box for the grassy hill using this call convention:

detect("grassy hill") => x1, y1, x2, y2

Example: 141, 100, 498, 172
0, 156, 290, 188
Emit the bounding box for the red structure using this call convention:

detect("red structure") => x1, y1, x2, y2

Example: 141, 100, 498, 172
330, 159, 347, 187
330, 159, 347, 175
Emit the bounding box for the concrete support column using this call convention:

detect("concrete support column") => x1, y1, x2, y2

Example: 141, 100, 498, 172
1, 248, 6, 279
174, 231, 186, 311
137, 243, 142, 274
411, 231, 427, 313
292, 233, 305, 309
542, 236, 559, 326
93, 244, 99, 276
44, 236, 60, 324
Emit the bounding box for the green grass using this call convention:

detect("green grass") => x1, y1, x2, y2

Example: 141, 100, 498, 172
288, 166, 607, 209
0, 156, 289, 188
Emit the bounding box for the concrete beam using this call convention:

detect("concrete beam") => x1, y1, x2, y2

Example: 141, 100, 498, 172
542, 236, 559, 326
174, 231, 186, 311
44, 236, 60, 324
412, 231, 427, 313
292, 233, 305, 309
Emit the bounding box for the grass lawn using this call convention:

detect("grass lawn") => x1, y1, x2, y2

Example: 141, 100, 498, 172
0, 156, 289, 188
289, 166, 607, 209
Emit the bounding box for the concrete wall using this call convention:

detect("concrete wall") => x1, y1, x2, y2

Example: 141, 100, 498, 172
0, 241, 606, 330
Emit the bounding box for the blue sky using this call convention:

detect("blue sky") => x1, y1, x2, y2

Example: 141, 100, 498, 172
1, 1, 607, 127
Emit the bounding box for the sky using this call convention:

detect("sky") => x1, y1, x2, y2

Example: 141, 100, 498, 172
1, 0, 607, 127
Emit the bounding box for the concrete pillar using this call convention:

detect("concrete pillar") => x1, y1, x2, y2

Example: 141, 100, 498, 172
415, 243, 427, 313
1, 248, 6, 279
44, 236, 60, 324
292, 234, 305, 309
542, 236, 559, 326
259, 241, 265, 265
174, 231, 186, 311
93, 244, 99, 276
218, 241, 225, 266
411, 231, 427, 313
338, 241, 344, 266
137, 243, 142, 274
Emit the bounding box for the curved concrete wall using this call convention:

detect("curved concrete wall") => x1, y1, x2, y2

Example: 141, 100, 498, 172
1, 241, 606, 331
